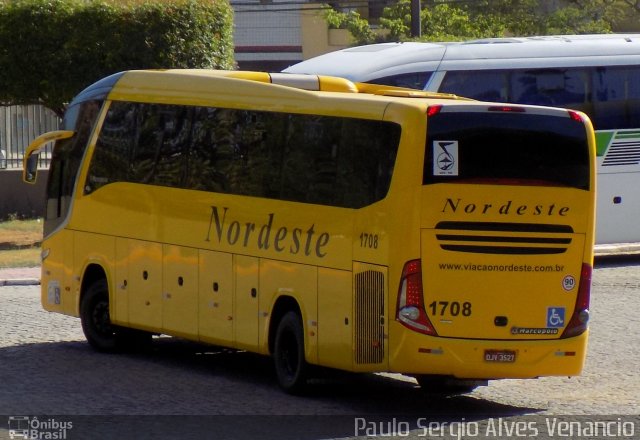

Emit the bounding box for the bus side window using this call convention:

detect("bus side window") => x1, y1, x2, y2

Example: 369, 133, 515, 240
155, 106, 192, 188
267, 114, 400, 209
368, 72, 433, 90
86, 102, 134, 193
629, 67, 640, 128
593, 66, 640, 130
338, 118, 399, 207
512, 69, 591, 115
439, 71, 508, 102
512, 70, 556, 105
187, 107, 234, 193
130, 104, 164, 185
87, 103, 401, 209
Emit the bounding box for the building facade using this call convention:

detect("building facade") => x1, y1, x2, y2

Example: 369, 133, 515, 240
232, 1, 351, 71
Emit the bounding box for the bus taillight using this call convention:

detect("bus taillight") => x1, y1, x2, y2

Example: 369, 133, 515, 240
567, 110, 584, 122
561, 263, 591, 339
396, 259, 437, 336
426, 105, 442, 117
487, 105, 525, 112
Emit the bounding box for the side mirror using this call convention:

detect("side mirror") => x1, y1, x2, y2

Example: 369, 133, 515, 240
23, 130, 75, 184
25, 153, 39, 183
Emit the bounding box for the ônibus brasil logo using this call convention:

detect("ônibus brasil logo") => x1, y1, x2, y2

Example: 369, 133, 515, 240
8, 416, 73, 439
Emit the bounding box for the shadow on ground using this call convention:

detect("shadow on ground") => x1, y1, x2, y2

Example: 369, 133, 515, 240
0, 337, 541, 439
595, 253, 640, 269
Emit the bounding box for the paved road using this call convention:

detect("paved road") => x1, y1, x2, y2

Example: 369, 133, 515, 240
1, 257, 639, 439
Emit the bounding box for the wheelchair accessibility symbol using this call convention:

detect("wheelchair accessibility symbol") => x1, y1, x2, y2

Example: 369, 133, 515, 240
547, 307, 565, 328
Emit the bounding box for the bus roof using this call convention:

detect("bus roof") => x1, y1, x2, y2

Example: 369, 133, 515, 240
283, 42, 449, 82
63, 69, 583, 124
283, 34, 640, 80
68, 69, 466, 107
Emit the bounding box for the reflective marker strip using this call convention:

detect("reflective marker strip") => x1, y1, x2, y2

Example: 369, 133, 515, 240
418, 348, 444, 354
438, 103, 576, 118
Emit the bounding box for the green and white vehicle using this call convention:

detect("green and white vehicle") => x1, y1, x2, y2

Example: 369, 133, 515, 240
285, 34, 640, 246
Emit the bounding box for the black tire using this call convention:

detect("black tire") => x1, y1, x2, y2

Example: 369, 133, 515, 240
80, 279, 153, 353
416, 375, 481, 395
273, 311, 308, 394
80, 279, 119, 352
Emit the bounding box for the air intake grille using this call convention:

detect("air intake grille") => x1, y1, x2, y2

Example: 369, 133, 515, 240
435, 221, 573, 255
354, 270, 385, 364
602, 131, 640, 166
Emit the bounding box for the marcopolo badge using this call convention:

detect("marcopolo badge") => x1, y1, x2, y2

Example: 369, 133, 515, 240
433, 140, 458, 176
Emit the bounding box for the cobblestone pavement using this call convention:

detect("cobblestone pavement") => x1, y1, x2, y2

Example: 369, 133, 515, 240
0, 258, 638, 439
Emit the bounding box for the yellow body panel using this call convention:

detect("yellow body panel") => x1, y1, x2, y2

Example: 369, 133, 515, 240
233, 254, 260, 350
125, 240, 163, 332
420, 185, 590, 340
317, 267, 353, 370
162, 245, 199, 338
198, 250, 233, 345
37, 69, 595, 382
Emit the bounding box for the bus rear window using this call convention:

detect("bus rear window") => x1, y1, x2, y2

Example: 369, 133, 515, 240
424, 111, 590, 190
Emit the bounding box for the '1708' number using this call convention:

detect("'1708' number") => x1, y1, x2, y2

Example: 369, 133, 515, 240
359, 233, 379, 249
428, 301, 472, 317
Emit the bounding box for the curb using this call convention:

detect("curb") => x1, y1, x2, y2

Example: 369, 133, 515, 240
0, 278, 41, 286
594, 243, 640, 257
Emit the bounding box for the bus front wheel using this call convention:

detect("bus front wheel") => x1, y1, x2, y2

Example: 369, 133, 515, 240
80, 279, 152, 352
273, 311, 308, 394
80, 279, 119, 352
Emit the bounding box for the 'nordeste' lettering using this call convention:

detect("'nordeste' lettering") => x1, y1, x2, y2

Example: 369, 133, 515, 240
206, 206, 330, 258
441, 198, 570, 216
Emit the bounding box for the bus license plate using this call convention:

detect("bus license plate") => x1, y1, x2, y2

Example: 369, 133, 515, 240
484, 350, 516, 363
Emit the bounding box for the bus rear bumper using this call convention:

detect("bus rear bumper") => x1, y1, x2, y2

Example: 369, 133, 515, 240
388, 330, 588, 379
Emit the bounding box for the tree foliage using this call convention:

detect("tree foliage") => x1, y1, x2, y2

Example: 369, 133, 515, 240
324, 8, 379, 43
324, 0, 636, 46
0, 0, 234, 117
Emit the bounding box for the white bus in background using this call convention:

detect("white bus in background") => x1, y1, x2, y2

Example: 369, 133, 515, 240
284, 34, 640, 246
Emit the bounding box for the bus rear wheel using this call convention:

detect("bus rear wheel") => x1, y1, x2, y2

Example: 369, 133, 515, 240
273, 311, 308, 394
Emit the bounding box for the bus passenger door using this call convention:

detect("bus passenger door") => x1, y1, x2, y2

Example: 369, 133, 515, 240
127, 240, 162, 332
234, 255, 259, 350
198, 250, 233, 345
162, 245, 198, 338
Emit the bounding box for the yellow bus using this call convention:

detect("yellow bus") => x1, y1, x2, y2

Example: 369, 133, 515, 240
24, 70, 595, 394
